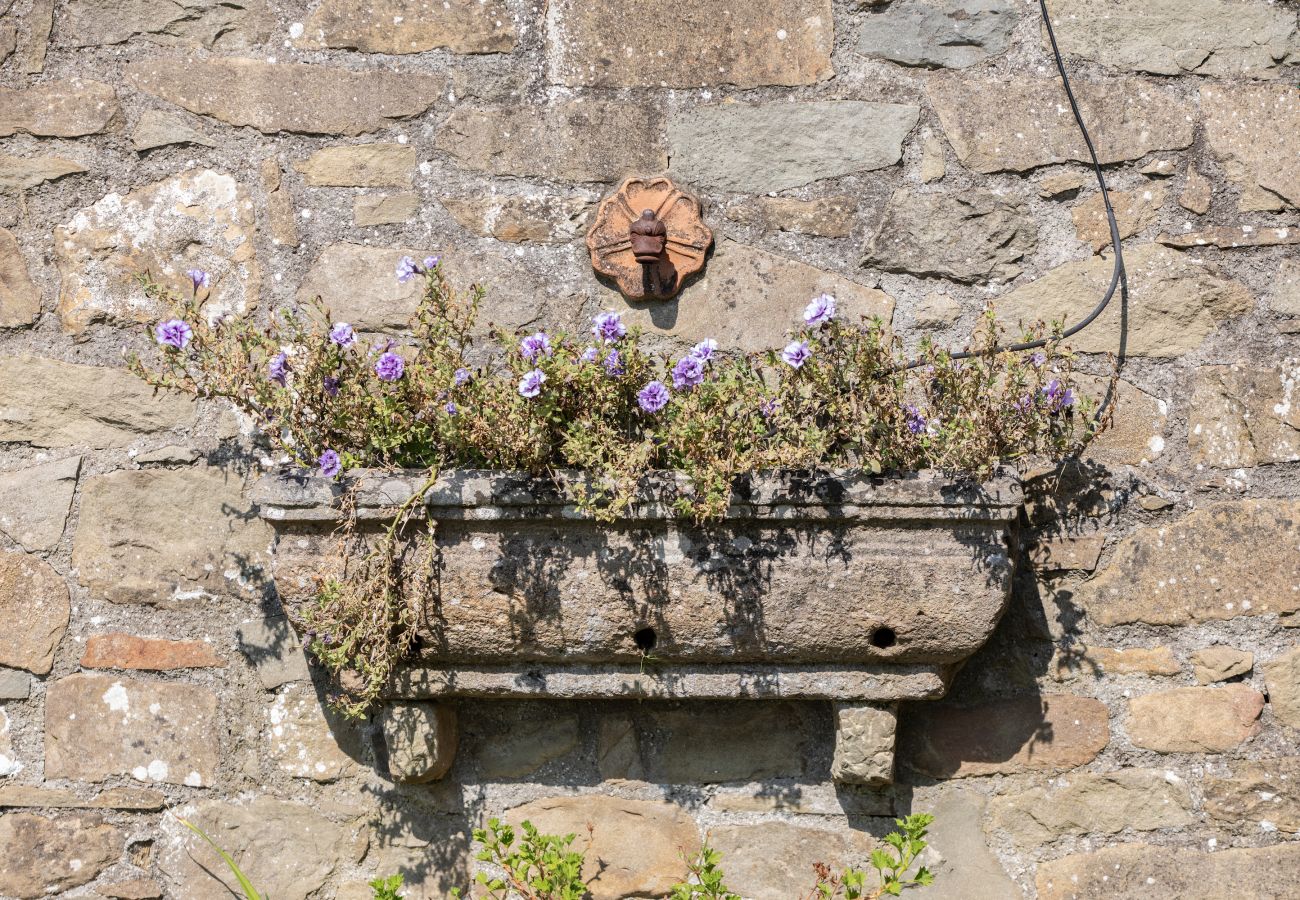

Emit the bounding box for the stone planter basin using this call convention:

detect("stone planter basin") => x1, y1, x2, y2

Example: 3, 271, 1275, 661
252, 469, 1022, 784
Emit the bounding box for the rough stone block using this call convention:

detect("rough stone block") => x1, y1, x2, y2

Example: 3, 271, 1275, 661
0, 456, 79, 552
62, 0, 271, 50
1191, 646, 1253, 684
0, 813, 121, 898
708, 822, 875, 899
1189, 364, 1300, 468
267, 683, 360, 782
354, 192, 419, 226
1127, 684, 1264, 752
294, 143, 416, 187
295, 0, 515, 54
831, 701, 897, 786
235, 614, 311, 689
1071, 185, 1166, 252
726, 196, 857, 238
1204, 757, 1300, 834
1201, 83, 1299, 211
1036, 843, 1300, 900
0, 668, 31, 699
859, 0, 1018, 69
81, 633, 225, 670
131, 109, 217, 151
0, 152, 84, 193
442, 195, 589, 244
0, 226, 40, 327
1051, 646, 1179, 681
0, 708, 17, 777
381, 702, 458, 783
1263, 645, 1300, 728
0, 80, 118, 137
472, 706, 580, 779
0, 548, 69, 674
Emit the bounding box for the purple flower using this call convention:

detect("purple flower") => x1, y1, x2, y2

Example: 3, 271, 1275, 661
580, 346, 600, 363
760, 398, 780, 419
638, 380, 670, 413
803, 293, 836, 328
318, 449, 342, 478
453, 367, 471, 386
1041, 379, 1073, 411
423, 255, 440, 271
603, 349, 623, 376
269, 352, 289, 386
185, 268, 210, 292
591, 311, 627, 343
1030, 351, 1047, 368
375, 351, 405, 382
781, 340, 812, 369
1013, 394, 1032, 413
671, 354, 705, 390
519, 332, 552, 363
689, 339, 718, 362
329, 322, 356, 348
155, 318, 193, 350
395, 256, 419, 283
444, 401, 458, 416
904, 404, 927, 435
518, 368, 546, 398
323, 376, 341, 398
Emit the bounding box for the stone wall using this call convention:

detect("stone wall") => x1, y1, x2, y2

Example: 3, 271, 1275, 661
1, 0, 1299, 897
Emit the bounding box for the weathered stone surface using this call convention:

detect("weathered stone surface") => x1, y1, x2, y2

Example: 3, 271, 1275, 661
298, 242, 586, 335
63, 0, 270, 49
295, 143, 416, 187
1191, 646, 1253, 684
996, 244, 1251, 357
297, 0, 515, 54
437, 100, 664, 183
0, 456, 78, 552
1264, 645, 1300, 728
81, 633, 224, 671
0, 357, 196, 447
1039, 171, 1087, 199
1127, 684, 1264, 752
1202, 84, 1300, 210
1029, 535, 1106, 573
1078, 500, 1300, 625
506, 796, 699, 899
1189, 364, 1300, 468
267, 683, 358, 781
443, 194, 589, 243
0, 549, 69, 674
671, 101, 919, 192
0, 152, 85, 192
832, 702, 896, 785
1050, 0, 1298, 77
0, 226, 39, 327
924, 792, 1021, 899
633, 703, 808, 783
900, 695, 1108, 778
928, 75, 1193, 173
548, 0, 832, 88
0, 813, 121, 898
355, 192, 419, 226
728, 195, 856, 237
708, 823, 875, 900
1204, 757, 1300, 833
45, 674, 220, 785
710, 782, 893, 817
136, 444, 201, 465
160, 798, 364, 900
1271, 259, 1300, 320
0, 668, 30, 700
0, 708, 17, 777
859, 0, 1018, 68
864, 188, 1035, 283
616, 239, 893, 352
235, 614, 310, 689
919, 134, 946, 183
1162, 224, 1300, 251
259, 157, 299, 247
1072, 185, 1166, 252
72, 467, 270, 606
989, 769, 1192, 845
128, 58, 443, 136
0, 784, 164, 810
131, 109, 216, 151
914, 291, 961, 328
1051, 645, 1179, 681
381, 702, 457, 783
55, 169, 259, 334
0, 19, 15, 64
1180, 168, 1212, 215
99, 878, 164, 900
1036, 843, 1300, 900
0, 79, 118, 137
475, 709, 579, 778
18, 0, 53, 73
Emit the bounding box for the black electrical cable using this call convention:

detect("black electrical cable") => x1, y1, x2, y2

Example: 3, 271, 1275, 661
896, 0, 1127, 371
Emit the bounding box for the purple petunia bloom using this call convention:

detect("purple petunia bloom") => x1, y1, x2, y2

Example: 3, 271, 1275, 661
269, 352, 290, 386
518, 368, 546, 398
519, 332, 552, 363
395, 256, 420, 283
444, 401, 458, 416
323, 376, 341, 398
638, 380, 670, 413
803, 293, 836, 328
318, 449, 342, 478
453, 367, 471, 386
689, 339, 718, 362
1041, 379, 1073, 411
760, 398, 780, 419
375, 351, 405, 382
1013, 393, 1032, 413
185, 268, 211, 292
329, 322, 356, 348
1030, 351, 1047, 368
591, 311, 627, 343
423, 255, 440, 271
580, 346, 600, 363
904, 404, 927, 435
671, 354, 705, 390
781, 340, 812, 369
155, 318, 193, 350
603, 349, 623, 376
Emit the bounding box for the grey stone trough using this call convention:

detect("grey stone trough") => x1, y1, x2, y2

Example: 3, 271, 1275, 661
252, 468, 1023, 785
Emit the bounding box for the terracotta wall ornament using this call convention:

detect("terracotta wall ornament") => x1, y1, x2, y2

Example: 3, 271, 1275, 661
586, 175, 713, 301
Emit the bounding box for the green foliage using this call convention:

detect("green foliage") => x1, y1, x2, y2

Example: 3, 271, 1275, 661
368, 873, 406, 899
671, 843, 741, 900
451, 818, 592, 900
811, 814, 936, 900
176, 818, 264, 900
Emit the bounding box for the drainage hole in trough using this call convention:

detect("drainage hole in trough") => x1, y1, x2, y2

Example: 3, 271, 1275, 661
870, 626, 897, 649
633, 627, 657, 652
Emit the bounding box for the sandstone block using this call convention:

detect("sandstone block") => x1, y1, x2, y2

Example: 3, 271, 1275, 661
1191, 646, 1253, 684
989, 769, 1192, 845
355, 192, 420, 226
127, 58, 443, 136
259, 157, 299, 247
1204, 757, 1300, 834
0, 784, 164, 810
473, 707, 579, 779
0, 79, 118, 138
0, 813, 121, 898
1190, 363, 1300, 468
267, 683, 359, 781
81, 633, 225, 670
0, 549, 69, 674
0, 668, 30, 699
923, 792, 1021, 899
1269, 259, 1300, 321
296, 0, 515, 54
235, 614, 310, 689
1127, 684, 1264, 752
1039, 171, 1087, 199
443, 194, 589, 243
1201, 84, 1299, 211
1180, 169, 1213, 215
45, 674, 220, 785
1036, 843, 1300, 900
131, 109, 216, 151
914, 292, 961, 329
831, 701, 896, 785
381, 702, 457, 783
548, 0, 832, 88
1083, 377, 1169, 467
0, 708, 17, 777
1263, 645, 1300, 728
0, 152, 85, 192
1029, 535, 1106, 573
0, 226, 39, 327
99, 878, 164, 900
1076, 500, 1300, 625
727, 195, 857, 238
505, 796, 699, 900
0, 456, 78, 552
634, 703, 809, 783
1072, 186, 1166, 252
62, 0, 271, 50
859, 0, 1018, 69
295, 143, 416, 187
1051, 646, 1179, 681
919, 134, 947, 183
671, 101, 919, 193
708, 823, 875, 900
